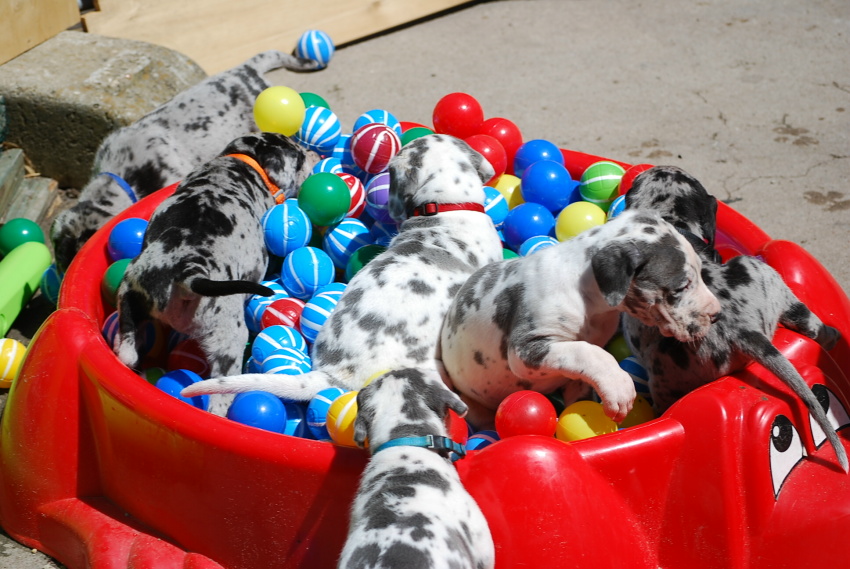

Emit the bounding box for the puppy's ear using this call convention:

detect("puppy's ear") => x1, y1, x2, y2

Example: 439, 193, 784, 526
387, 149, 415, 222
701, 195, 718, 249
353, 389, 374, 448
451, 137, 494, 185
426, 382, 468, 419
592, 242, 643, 307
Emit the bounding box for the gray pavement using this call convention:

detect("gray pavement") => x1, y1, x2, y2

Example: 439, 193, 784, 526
1, 0, 848, 567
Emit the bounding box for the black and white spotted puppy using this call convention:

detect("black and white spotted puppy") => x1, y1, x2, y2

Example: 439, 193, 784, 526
114, 132, 316, 414
440, 209, 722, 428
621, 165, 847, 471
182, 135, 503, 409
51, 50, 320, 273
338, 368, 495, 569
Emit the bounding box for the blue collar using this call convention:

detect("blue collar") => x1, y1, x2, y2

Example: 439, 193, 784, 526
100, 172, 138, 203
373, 435, 467, 462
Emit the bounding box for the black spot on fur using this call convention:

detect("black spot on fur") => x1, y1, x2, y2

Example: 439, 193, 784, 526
724, 258, 753, 289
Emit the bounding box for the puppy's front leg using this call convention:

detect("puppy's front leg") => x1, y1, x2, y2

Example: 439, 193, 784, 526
508, 340, 635, 423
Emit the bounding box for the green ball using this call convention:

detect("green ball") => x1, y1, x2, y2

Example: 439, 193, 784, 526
579, 161, 626, 212
101, 258, 131, 307
502, 248, 519, 260
300, 92, 330, 109
298, 173, 351, 226
0, 218, 45, 256
605, 334, 632, 362
345, 244, 386, 281
401, 126, 435, 146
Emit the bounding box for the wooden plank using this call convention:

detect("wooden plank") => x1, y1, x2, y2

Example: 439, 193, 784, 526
83, 0, 473, 73
0, 0, 80, 66
0, 149, 25, 219
2, 176, 60, 224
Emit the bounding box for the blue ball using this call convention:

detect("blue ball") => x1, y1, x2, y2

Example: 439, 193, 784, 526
369, 219, 398, 246
501, 202, 556, 251
518, 235, 559, 257
483, 186, 509, 229
156, 369, 209, 410
107, 217, 147, 261
353, 109, 403, 137
41, 263, 62, 305
281, 246, 335, 300
307, 387, 347, 440
313, 157, 343, 175
102, 310, 119, 348
261, 349, 312, 374
332, 134, 360, 175
297, 106, 342, 154
252, 325, 308, 362
322, 218, 375, 269
227, 391, 287, 433
620, 356, 651, 402
262, 200, 312, 258
520, 160, 579, 213
282, 400, 309, 437
313, 281, 347, 298
365, 172, 394, 224
513, 139, 564, 178
295, 30, 335, 69
607, 194, 627, 220
301, 289, 343, 343
244, 288, 288, 334
244, 356, 262, 373
466, 429, 500, 451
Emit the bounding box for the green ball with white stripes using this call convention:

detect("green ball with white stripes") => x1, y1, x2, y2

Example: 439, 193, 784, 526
579, 161, 626, 212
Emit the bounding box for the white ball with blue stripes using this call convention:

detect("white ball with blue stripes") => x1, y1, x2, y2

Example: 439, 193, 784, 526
281, 246, 335, 300
300, 290, 343, 343
313, 157, 343, 175
483, 186, 509, 229
607, 194, 627, 220
519, 235, 559, 257
295, 30, 335, 69
251, 325, 308, 362
314, 281, 347, 298
620, 356, 651, 402
307, 387, 347, 440
262, 199, 312, 258
261, 348, 312, 374
353, 109, 402, 137
297, 106, 341, 154
244, 288, 288, 334
322, 218, 375, 269
332, 134, 360, 174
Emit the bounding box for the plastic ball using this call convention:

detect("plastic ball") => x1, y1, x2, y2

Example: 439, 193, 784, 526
313, 157, 343, 175
307, 387, 347, 440
156, 369, 209, 410
605, 334, 632, 362
101, 310, 120, 348
345, 244, 386, 281
432, 92, 484, 140
401, 126, 434, 146
282, 400, 309, 437
513, 139, 564, 178
502, 248, 519, 260
322, 218, 374, 270
337, 173, 366, 218
295, 29, 335, 69
245, 292, 285, 334
228, 391, 287, 433
244, 357, 262, 373
555, 201, 607, 241
0, 338, 26, 388
315, 281, 347, 297
296, 106, 341, 154
253, 86, 306, 136
252, 325, 308, 362
140, 367, 165, 385
579, 161, 626, 211
167, 338, 210, 377
326, 390, 359, 447
353, 109, 402, 137
260, 296, 305, 329
298, 173, 351, 227
364, 172, 394, 224
464, 134, 507, 185
466, 430, 500, 451
262, 200, 313, 258
107, 217, 147, 262
138, 319, 169, 361
518, 235, 559, 257
495, 390, 558, 438
40, 263, 62, 305
261, 349, 312, 375
620, 395, 656, 429
331, 134, 360, 175
520, 160, 580, 214
351, 123, 401, 174
606, 194, 627, 220
101, 258, 131, 307
501, 202, 556, 251
281, 246, 335, 299
555, 400, 618, 442
478, 117, 523, 174
300, 289, 343, 343
369, 220, 398, 247
483, 186, 509, 229
620, 356, 651, 402
493, 174, 522, 205
300, 91, 329, 109
619, 163, 654, 196
0, 218, 45, 256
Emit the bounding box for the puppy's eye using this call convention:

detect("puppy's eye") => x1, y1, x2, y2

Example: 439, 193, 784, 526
769, 415, 805, 498
809, 384, 850, 447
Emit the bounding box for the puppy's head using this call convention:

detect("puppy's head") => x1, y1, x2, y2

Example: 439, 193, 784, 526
220, 132, 318, 198
354, 368, 468, 452
387, 134, 494, 222
591, 212, 720, 342
625, 165, 718, 251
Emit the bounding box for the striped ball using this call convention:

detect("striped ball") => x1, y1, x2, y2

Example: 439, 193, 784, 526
0, 338, 26, 388
620, 356, 651, 402
261, 348, 312, 375
331, 134, 360, 175
351, 123, 401, 174
260, 296, 305, 329
245, 292, 287, 334
483, 185, 509, 229
579, 161, 626, 211
300, 290, 343, 343
322, 218, 375, 269
41, 263, 62, 305
369, 220, 398, 246
102, 310, 120, 348
307, 387, 347, 440
281, 246, 335, 300
364, 172, 394, 223
518, 235, 559, 257
295, 30, 335, 69
262, 200, 312, 258
313, 157, 343, 175
243, 356, 262, 373
467, 429, 500, 451
297, 106, 341, 154
282, 400, 310, 437
314, 281, 348, 298
338, 173, 366, 218
606, 194, 627, 220
167, 339, 210, 377
326, 390, 359, 447
251, 325, 308, 362
353, 109, 402, 137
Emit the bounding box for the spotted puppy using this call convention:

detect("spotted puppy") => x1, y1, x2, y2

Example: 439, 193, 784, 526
440, 209, 721, 428
114, 132, 316, 414
622, 165, 847, 471
51, 50, 320, 273
182, 135, 503, 408
338, 368, 494, 569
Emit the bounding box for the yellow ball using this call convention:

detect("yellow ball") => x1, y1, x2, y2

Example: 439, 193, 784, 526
555, 201, 606, 241
619, 395, 656, 429
604, 334, 632, 363
326, 390, 359, 447
555, 400, 618, 442
494, 174, 522, 207
253, 86, 306, 136
0, 338, 26, 389
362, 369, 390, 388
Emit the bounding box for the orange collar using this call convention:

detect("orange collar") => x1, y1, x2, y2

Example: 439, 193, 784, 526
226, 153, 285, 204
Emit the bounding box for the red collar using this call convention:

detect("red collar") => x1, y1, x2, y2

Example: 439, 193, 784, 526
410, 202, 486, 217
226, 153, 285, 204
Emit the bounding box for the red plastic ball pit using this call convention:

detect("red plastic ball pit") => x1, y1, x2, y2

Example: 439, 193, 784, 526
432, 92, 484, 140
495, 390, 558, 438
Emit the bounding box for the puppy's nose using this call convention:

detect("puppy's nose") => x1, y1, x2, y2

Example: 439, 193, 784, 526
710, 311, 721, 324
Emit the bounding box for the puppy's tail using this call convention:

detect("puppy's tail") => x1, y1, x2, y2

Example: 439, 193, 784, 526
181, 370, 339, 401
189, 278, 274, 298
248, 49, 323, 74
740, 332, 849, 473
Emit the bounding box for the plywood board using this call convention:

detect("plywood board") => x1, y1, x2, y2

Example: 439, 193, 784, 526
83, 0, 473, 74
0, 0, 80, 66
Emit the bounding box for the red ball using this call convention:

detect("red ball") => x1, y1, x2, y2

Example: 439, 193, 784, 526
432, 92, 484, 140
337, 172, 366, 218
351, 123, 401, 174
619, 163, 654, 196
166, 338, 210, 377
447, 409, 470, 445
261, 297, 306, 329
494, 390, 557, 438
464, 134, 507, 185
478, 117, 523, 174
399, 121, 429, 133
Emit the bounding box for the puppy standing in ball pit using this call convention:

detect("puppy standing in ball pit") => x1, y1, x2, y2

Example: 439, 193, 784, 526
621, 165, 847, 472
182, 135, 504, 412
51, 50, 321, 273
113, 132, 317, 415
439, 209, 721, 429
338, 368, 494, 569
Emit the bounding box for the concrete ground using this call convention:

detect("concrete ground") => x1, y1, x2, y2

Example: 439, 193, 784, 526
1, 0, 848, 567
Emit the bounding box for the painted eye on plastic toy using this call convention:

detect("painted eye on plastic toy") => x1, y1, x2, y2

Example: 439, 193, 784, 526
809, 384, 850, 448
769, 414, 805, 498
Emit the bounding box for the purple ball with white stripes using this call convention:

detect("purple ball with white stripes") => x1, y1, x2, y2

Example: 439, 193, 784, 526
300, 290, 343, 343
262, 200, 312, 258
102, 310, 119, 348
251, 324, 308, 362
281, 246, 335, 300
306, 387, 347, 440
295, 29, 335, 69
322, 218, 375, 269
364, 172, 394, 224
297, 106, 341, 154
483, 186, 509, 229
313, 157, 343, 175
353, 109, 402, 137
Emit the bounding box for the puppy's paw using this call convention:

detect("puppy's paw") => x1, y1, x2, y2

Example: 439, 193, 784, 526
113, 336, 139, 369
817, 325, 841, 351
597, 369, 637, 424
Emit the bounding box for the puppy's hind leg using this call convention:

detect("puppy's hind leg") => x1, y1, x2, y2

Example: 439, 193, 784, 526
114, 288, 150, 370
779, 299, 841, 351
195, 298, 250, 416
